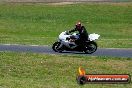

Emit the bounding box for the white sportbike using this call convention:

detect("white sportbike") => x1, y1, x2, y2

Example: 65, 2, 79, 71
52, 31, 100, 54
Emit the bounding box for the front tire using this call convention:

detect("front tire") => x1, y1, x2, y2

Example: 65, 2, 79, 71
84, 41, 97, 54
52, 42, 63, 52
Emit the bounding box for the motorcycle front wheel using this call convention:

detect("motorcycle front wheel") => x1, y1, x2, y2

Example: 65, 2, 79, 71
52, 42, 63, 52
84, 41, 97, 54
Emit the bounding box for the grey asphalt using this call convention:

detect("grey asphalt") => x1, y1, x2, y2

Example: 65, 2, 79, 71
0, 44, 132, 58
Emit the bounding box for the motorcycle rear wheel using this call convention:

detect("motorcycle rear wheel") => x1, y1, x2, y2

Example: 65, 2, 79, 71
84, 41, 97, 54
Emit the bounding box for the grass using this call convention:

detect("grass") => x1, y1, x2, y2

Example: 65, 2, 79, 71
0, 52, 132, 88
0, 2, 131, 88
0, 3, 131, 48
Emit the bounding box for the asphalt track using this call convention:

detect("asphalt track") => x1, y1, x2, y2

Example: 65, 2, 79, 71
0, 44, 132, 58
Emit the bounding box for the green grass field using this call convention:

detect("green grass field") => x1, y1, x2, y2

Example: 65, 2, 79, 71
0, 2, 132, 48
0, 52, 132, 88
0, 2, 132, 88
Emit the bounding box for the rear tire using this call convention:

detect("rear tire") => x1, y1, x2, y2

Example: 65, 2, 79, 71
52, 42, 63, 52
84, 41, 97, 54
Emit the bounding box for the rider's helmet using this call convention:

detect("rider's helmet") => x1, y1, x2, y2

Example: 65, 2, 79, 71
76, 21, 82, 31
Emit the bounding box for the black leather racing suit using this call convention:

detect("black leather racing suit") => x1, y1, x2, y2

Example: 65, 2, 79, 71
68, 26, 88, 47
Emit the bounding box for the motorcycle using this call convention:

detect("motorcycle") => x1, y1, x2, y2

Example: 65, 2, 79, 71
52, 31, 100, 54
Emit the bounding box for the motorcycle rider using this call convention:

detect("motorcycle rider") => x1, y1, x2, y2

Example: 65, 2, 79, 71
67, 21, 88, 47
